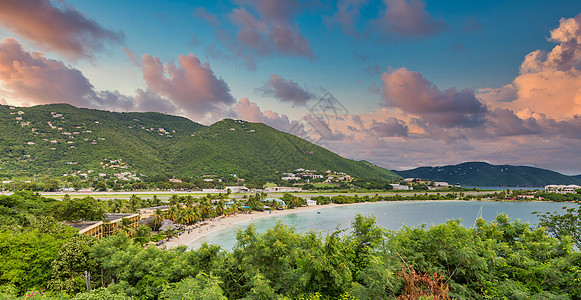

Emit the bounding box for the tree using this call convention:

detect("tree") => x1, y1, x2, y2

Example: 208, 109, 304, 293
215, 199, 226, 217
133, 225, 152, 245
160, 273, 227, 300
150, 209, 165, 231
48, 235, 96, 294
71, 287, 132, 300
350, 214, 385, 276
535, 203, 581, 248
243, 273, 279, 300
0, 224, 76, 294
51, 196, 105, 222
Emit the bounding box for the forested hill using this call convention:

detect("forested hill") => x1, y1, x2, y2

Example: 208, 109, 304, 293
0, 103, 399, 181
394, 162, 581, 187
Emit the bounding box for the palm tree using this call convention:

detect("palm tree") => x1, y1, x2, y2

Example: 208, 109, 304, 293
169, 194, 180, 206
215, 199, 225, 217
185, 206, 199, 224
118, 217, 133, 235
150, 195, 161, 206
166, 205, 179, 221
229, 199, 240, 215
175, 210, 188, 226
151, 208, 164, 231
128, 194, 141, 213
110, 198, 124, 213
184, 195, 195, 208
133, 225, 152, 245
198, 198, 213, 220
164, 228, 178, 240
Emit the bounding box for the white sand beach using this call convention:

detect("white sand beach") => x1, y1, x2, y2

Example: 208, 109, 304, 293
162, 203, 341, 249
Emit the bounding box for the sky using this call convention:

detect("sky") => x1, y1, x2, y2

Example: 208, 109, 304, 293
1, 0, 581, 175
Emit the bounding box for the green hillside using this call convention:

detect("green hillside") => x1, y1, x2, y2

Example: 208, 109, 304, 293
0, 104, 399, 181
394, 162, 581, 187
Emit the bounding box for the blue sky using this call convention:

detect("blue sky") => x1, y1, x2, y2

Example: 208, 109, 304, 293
1, 0, 581, 174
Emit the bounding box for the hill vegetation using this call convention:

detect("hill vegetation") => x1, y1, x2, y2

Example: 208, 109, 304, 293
0, 104, 399, 182
394, 162, 581, 187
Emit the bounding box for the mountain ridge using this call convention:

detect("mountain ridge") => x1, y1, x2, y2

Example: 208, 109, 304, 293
0, 103, 399, 181
394, 162, 581, 187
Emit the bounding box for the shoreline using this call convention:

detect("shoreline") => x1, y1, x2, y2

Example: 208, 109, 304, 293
163, 203, 342, 249
160, 198, 578, 249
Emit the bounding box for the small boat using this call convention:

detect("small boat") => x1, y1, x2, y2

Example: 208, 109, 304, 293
317, 211, 321, 214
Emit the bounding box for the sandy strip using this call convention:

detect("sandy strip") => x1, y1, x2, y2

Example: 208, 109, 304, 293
162, 204, 342, 249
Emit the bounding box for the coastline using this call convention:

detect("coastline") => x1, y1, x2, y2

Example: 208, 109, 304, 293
160, 198, 577, 250
163, 203, 342, 249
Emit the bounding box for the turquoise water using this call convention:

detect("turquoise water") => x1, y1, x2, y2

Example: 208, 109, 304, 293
189, 200, 578, 251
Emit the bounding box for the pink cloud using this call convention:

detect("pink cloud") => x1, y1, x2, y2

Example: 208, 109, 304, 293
193, 7, 220, 26
477, 84, 518, 103
482, 13, 581, 121
327, 0, 444, 40
0, 0, 124, 59
123, 48, 140, 67
381, 67, 487, 127
141, 53, 236, 118
229, 5, 313, 59
326, 0, 369, 37
257, 74, 314, 106
0, 38, 95, 107
133, 89, 179, 115
375, 0, 445, 38
0, 38, 191, 118
370, 117, 409, 137
234, 97, 295, 131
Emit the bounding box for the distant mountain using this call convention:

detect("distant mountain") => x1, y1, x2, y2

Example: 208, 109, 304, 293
394, 162, 581, 187
0, 103, 400, 181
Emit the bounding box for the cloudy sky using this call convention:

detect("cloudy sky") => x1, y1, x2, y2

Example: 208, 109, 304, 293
1, 0, 581, 174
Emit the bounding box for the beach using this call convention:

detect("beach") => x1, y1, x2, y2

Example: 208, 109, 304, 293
163, 203, 341, 249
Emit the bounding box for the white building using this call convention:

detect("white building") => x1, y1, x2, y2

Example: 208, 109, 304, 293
306, 199, 317, 206
224, 186, 250, 193
544, 184, 581, 194
264, 187, 303, 193
390, 184, 411, 190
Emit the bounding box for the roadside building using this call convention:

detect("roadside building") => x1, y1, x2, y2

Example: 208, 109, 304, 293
390, 184, 411, 190
224, 186, 250, 193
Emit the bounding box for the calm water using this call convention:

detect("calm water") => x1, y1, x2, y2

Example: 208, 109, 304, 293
189, 200, 577, 251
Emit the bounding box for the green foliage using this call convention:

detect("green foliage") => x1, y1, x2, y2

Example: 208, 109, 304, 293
71, 288, 133, 300
48, 235, 96, 294
132, 225, 152, 245
243, 273, 280, 300
535, 203, 581, 248
50, 196, 105, 222
1, 190, 580, 299
159, 273, 227, 300
0, 225, 77, 294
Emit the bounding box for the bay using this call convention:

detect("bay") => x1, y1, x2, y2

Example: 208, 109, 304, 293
189, 200, 578, 251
